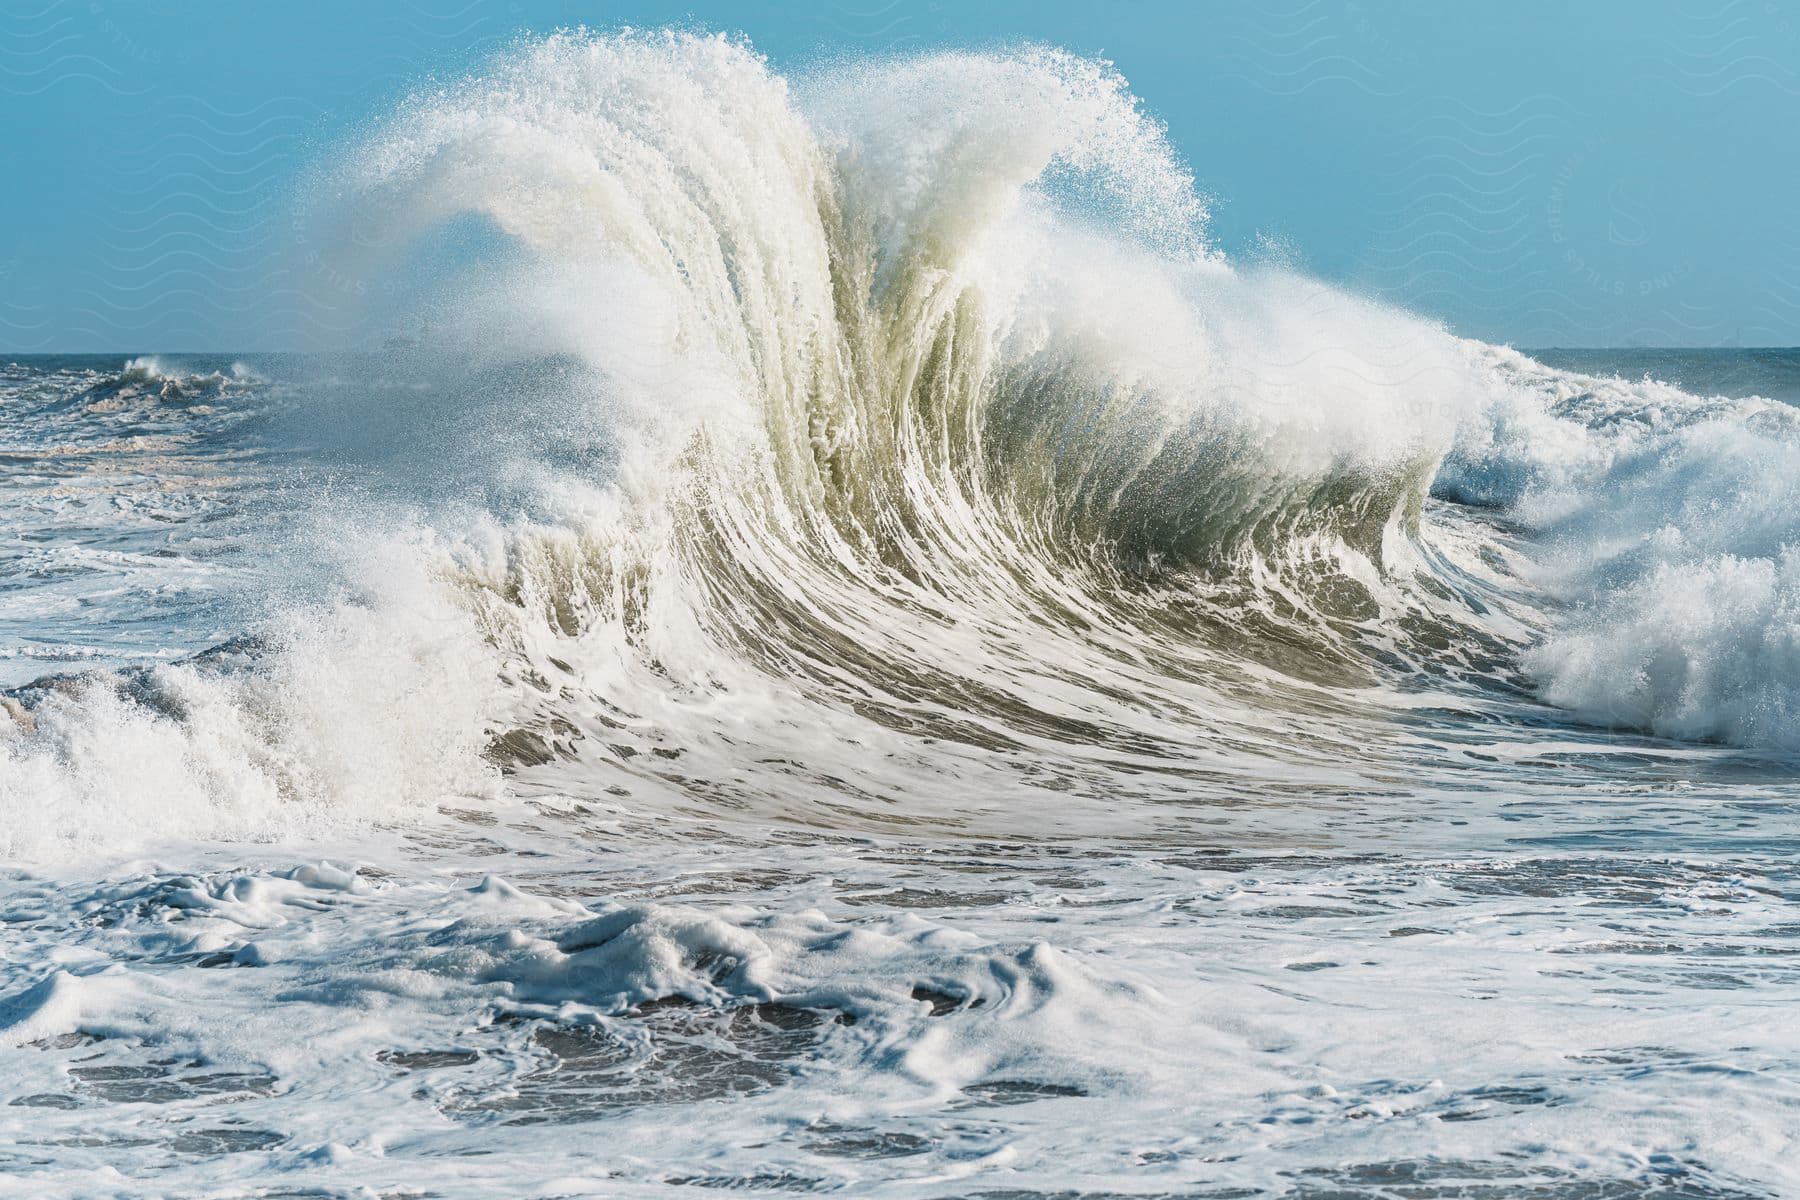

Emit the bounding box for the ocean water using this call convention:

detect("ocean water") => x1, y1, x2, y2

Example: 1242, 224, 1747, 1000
3, 33, 1800, 1200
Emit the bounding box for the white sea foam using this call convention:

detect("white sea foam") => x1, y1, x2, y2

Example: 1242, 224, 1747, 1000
0, 535, 497, 859
1446, 346, 1800, 746
2, 832, 1793, 1196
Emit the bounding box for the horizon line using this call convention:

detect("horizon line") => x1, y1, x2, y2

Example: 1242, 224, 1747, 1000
8, 345, 1800, 358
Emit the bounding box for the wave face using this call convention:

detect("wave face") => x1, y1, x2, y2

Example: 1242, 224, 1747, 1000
302, 32, 1531, 833
5, 33, 1800, 858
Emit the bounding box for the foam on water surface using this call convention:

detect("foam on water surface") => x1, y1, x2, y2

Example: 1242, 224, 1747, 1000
1, 797, 1797, 1197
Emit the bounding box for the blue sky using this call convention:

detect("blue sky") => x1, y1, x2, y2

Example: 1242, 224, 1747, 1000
2, 0, 1796, 350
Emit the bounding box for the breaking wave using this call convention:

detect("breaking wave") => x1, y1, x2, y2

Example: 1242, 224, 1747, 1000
5, 31, 1799, 857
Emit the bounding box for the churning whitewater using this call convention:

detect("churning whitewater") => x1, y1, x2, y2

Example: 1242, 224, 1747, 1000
3, 31, 1799, 1200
